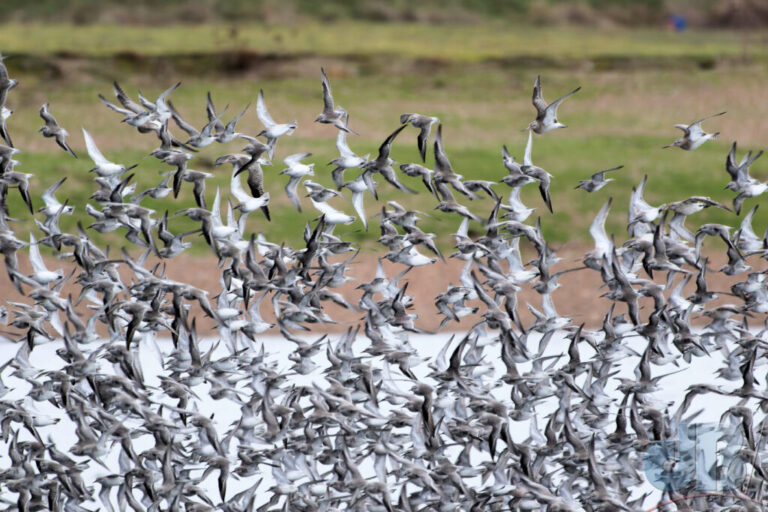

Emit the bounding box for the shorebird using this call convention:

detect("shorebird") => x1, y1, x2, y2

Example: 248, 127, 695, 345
400, 113, 439, 162
399, 163, 437, 198
663, 111, 726, 150
341, 174, 371, 230
500, 187, 535, 222
216, 103, 250, 144
136, 81, 180, 126
432, 124, 474, 200
0, 169, 34, 213
82, 128, 135, 180
627, 174, 664, 236
329, 117, 368, 189
39, 104, 77, 158
217, 153, 271, 221
22, 233, 64, 286
666, 196, 730, 242
108, 81, 162, 130
315, 67, 355, 134
724, 141, 765, 214
38, 177, 75, 220
520, 130, 553, 213
575, 165, 623, 192
230, 169, 270, 217
308, 196, 355, 228
281, 153, 314, 212
256, 89, 296, 149
526, 75, 581, 134
362, 124, 414, 196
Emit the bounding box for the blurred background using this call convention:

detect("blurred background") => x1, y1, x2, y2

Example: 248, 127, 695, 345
0, 0, 767, 248
4, 0, 768, 26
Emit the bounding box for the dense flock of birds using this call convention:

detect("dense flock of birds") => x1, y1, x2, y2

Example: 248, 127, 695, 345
2, 54, 768, 511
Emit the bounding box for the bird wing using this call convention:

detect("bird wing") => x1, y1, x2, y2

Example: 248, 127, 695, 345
168, 100, 200, 137
225, 103, 249, 132
320, 68, 335, 114
590, 198, 613, 257
378, 124, 406, 163
541, 292, 559, 319
98, 94, 133, 117
433, 124, 454, 174
230, 172, 249, 203
246, 167, 265, 198
725, 142, 740, 180
336, 128, 354, 158
739, 150, 764, 184
82, 128, 110, 166
531, 75, 547, 114
155, 82, 180, 109
693, 111, 726, 127
28, 233, 49, 275
507, 237, 525, 272
39, 103, 58, 129
0, 117, 11, 147
285, 176, 302, 211
417, 124, 432, 162
205, 91, 218, 121
211, 187, 223, 227
591, 165, 623, 181
686, 111, 725, 139
311, 199, 340, 217
685, 122, 703, 139
739, 205, 759, 240
673, 124, 691, 138
350, 190, 367, 230
225, 200, 238, 234
200, 108, 225, 137
544, 85, 581, 120
284, 152, 311, 168
136, 91, 154, 110
256, 89, 276, 128
205, 91, 226, 133
630, 174, 651, 212
502, 144, 512, 162
113, 81, 144, 114
523, 130, 534, 167
41, 177, 65, 208
0, 59, 10, 108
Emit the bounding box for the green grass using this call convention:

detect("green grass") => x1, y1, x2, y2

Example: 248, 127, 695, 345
1, 22, 766, 255
0, 22, 765, 62
4, 130, 759, 255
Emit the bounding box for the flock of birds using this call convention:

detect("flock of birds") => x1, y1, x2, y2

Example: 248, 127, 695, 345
1, 53, 768, 512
